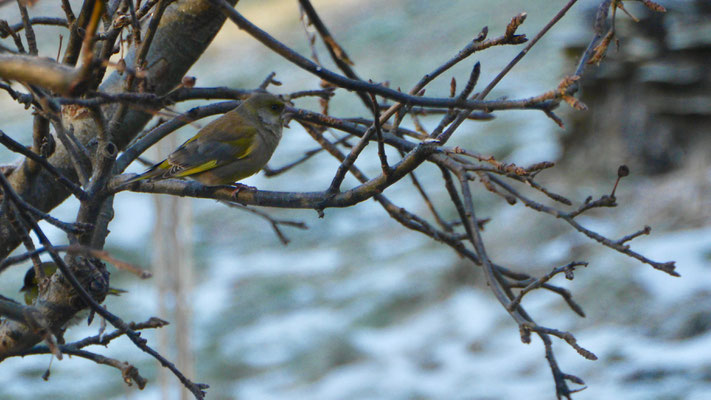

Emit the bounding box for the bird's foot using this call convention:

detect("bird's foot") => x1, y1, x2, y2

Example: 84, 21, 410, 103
230, 183, 257, 199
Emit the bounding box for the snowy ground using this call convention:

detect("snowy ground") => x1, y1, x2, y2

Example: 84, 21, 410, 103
1, 1, 709, 400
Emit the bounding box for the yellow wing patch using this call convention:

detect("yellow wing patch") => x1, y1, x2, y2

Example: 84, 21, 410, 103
157, 159, 172, 170
174, 160, 219, 177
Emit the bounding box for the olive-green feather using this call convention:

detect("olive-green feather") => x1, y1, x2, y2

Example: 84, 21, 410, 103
20, 262, 126, 305
124, 91, 286, 186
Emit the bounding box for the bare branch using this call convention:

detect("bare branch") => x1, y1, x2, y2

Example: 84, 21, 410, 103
0, 54, 80, 95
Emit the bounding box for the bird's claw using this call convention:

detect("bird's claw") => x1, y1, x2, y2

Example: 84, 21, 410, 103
230, 183, 257, 199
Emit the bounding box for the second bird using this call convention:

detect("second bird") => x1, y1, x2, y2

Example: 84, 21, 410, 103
127, 91, 288, 186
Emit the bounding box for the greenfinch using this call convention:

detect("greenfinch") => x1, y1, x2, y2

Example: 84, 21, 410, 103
127, 91, 288, 186
20, 262, 126, 306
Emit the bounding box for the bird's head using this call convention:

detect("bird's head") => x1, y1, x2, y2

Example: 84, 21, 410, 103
245, 92, 288, 130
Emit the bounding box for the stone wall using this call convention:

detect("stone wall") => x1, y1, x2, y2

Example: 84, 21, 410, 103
563, 0, 711, 175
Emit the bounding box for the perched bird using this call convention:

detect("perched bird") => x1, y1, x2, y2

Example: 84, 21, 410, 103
126, 91, 288, 188
20, 262, 126, 306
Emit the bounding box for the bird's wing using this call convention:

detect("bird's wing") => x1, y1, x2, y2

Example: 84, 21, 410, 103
162, 123, 258, 178
125, 109, 259, 183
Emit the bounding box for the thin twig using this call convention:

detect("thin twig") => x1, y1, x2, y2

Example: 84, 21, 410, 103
368, 93, 390, 176
219, 201, 308, 245
15, 0, 38, 55
208, 0, 578, 113
477, 0, 579, 100
297, 0, 372, 109
507, 261, 587, 311
488, 174, 679, 276
0, 129, 88, 200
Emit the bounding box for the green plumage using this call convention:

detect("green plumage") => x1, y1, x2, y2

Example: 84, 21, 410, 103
126, 92, 287, 186
20, 262, 126, 305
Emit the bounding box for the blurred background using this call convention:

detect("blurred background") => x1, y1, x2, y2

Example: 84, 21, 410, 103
1, 0, 710, 399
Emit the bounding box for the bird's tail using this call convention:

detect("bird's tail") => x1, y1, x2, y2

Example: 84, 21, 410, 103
121, 162, 164, 186
108, 287, 128, 296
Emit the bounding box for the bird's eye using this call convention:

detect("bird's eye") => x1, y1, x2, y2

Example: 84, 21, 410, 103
271, 104, 280, 111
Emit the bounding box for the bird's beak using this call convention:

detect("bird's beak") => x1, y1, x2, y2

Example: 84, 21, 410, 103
282, 108, 297, 128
